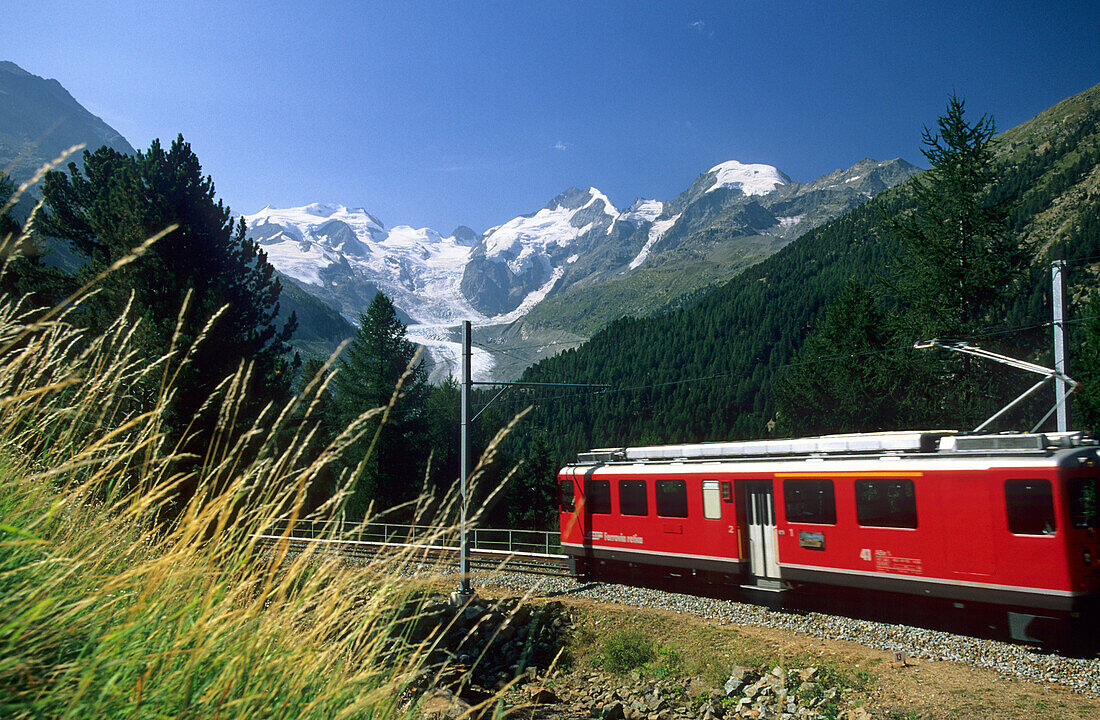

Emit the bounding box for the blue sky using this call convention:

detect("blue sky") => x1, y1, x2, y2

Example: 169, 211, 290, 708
8, 1, 1100, 233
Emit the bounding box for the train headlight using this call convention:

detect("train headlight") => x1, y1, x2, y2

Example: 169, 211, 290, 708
1083, 548, 1094, 566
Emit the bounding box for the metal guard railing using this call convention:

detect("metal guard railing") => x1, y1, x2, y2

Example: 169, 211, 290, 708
267, 519, 562, 556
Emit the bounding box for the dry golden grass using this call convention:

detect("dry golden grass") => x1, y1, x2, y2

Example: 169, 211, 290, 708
0, 164, 520, 719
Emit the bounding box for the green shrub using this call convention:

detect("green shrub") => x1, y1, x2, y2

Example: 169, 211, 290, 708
647, 647, 685, 680
600, 630, 656, 674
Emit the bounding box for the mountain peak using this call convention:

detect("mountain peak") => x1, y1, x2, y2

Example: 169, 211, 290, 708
798, 157, 921, 195
620, 198, 664, 225
706, 161, 790, 196
451, 225, 480, 246
0, 61, 34, 78
301, 202, 345, 218
546, 186, 594, 211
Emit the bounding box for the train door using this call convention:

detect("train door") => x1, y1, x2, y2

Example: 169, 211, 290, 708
745, 481, 781, 580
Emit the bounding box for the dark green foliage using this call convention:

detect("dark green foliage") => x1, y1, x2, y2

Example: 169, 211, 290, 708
0, 174, 17, 238
890, 94, 1024, 338
332, 292, 429, 515
0, 173, 71, 306
1073, 297, 1100, 430
334, 293, 426, 426
773, 279, 901, 435
515, 84, 1100, 464
422, 375, 460, 490
500, 432, 558, 530
37, 136, 297, 459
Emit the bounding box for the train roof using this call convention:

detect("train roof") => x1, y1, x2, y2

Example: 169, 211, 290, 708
573, 431, 1100, 466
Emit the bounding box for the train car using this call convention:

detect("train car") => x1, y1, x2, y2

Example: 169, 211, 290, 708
557, 431, 1100, 647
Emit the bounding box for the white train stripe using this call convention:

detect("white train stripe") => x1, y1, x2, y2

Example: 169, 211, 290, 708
561, 541, 745, 565
778, 561, 1084, 597
561, 542, 1085, 598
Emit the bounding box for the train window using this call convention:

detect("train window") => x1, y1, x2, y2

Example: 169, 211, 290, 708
558, 479, 575, 512
702, 480, 721, 519
1005, 479, 1056, 535
721, 481, 734, 503
655, 479, 688, 518
855, 479, 917, 528
618, 479, 648, 516
584, 479, 612, 515
1070, 477, 1100, 529
783, 478, 837, 524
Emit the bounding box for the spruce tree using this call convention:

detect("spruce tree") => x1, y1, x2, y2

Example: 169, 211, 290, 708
892, 93, 1024, 338
333, 292, 428, 515
503, 432, 556, 530
887, 95, 1028, 428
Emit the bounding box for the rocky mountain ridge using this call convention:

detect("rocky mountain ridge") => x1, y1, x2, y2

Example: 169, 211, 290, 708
247, 157, 918, 380
0, 61, 135, 189
0, 59, 919, 381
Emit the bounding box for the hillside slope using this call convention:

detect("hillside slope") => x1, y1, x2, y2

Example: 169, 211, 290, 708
518, 158, 917, 337
275, 273, 356, 359
0, 61, 135, 186
518, 82, 1100, 459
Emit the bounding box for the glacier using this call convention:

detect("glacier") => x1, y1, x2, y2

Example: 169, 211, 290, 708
242, 156, 918, 382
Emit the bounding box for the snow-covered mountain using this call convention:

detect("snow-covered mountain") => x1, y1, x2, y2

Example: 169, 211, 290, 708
705, 160, 791, 195
245, 188, 624, 328
460, 187, 620, 319
247, 202, 480, 325
245, 157, 919, 380
243, 189, 628, 380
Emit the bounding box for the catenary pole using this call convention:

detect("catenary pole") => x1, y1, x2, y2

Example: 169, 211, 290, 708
451, 321, 609, 603
457, 320, 473, 599
1053, 260, 1069, 432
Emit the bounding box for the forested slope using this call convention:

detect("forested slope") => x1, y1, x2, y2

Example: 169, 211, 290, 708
518, 82, 1100, 463
518, 185, 910, 451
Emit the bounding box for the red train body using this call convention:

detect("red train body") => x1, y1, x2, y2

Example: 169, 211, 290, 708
557, 431, 1100, 646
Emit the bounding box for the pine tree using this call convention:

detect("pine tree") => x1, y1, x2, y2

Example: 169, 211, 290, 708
0, 173, 18, 240
0, 173, 70, 305
332, 292, 428, 515
773, 279, 900, 435
891, 93, 1024, 338
37, 137, 297, 445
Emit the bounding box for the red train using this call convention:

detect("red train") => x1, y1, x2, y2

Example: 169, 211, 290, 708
558, 431, 1100, 648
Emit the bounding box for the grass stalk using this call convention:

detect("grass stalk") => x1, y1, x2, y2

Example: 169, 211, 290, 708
0, 196, 530, 718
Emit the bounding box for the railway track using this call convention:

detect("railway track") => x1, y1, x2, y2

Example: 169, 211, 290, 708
253, 534, 572, 576
253, 533, 1100, 695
